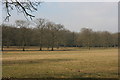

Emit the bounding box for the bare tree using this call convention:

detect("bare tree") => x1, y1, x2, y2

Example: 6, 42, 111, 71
0, 25, 2, 51
35, 18, 46, 51
80, 28, 93, 49
100, 31, 113, 48
15, 20, 30, 51
2, 24, 13, 48
54, 24, 64, 49
112, 33, 118, 47
46, 22, 62, 51
46, 22, 55, 51
2, 18, 118, 51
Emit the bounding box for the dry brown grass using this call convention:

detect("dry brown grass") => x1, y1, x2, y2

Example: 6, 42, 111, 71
2, 47, 118, 78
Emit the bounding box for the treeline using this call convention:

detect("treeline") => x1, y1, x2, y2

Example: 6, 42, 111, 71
1, 18, 118, 51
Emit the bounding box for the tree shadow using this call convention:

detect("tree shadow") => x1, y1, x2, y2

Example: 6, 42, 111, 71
2, 77, 119, 80
2, 49, 75, 52
3, 59, 76, 65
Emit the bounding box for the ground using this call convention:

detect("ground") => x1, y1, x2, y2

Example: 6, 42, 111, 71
2, 47, 118, 78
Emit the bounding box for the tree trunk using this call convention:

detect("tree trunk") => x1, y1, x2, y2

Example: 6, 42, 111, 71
51, 47, 54, 51
89, 47, 90, 50
47, 47, 49, 50
39, 46, 42, 51
7, 42, 9, 48
1, 45, 3, 51
23, 47, 25, 51
6, 40, 10, 48
22, 41, 25, 51
7, 45, 9, 48
57, 46, 59, 49
39, 39, 42, 51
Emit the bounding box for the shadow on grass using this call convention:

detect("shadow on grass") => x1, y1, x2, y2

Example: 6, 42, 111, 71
2, 47, 83, 52
2, 78, 119, 80
2, 49, 74, 52
3, 59, 76, 65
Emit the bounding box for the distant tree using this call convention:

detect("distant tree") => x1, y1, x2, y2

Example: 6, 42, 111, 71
45, 22, 64, 51
79, 28, 93, 49
2, 18, 118, 51
2, 25, 13, 48
35, 18, 46, 51
113, 33, 118, 47
42, 26, 51, 50
0, 25, 2, 51
58, 29, 69, 47
15, 20, 30, 51
91, 32, 101, 47
118, 33, 120, 47
63, 30, 73, 47
54, 24, 64, 49
46, 22, 56, 51
76, 32, 83, 47
100, 31, 113, 48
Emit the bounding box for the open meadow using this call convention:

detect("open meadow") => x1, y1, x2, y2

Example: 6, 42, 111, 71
2, 47, 118, 78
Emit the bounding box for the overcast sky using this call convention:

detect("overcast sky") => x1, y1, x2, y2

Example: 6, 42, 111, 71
2, 2, 118, 33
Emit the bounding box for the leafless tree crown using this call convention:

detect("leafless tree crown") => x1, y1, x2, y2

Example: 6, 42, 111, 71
3, 0, 41, 21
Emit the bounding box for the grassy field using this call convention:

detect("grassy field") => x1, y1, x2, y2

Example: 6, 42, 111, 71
2, 47, 118, 78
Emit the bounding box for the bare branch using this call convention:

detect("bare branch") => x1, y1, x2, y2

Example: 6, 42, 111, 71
3, 0, 41, 21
